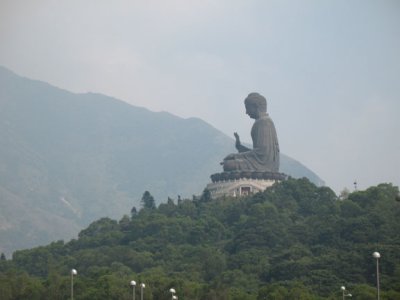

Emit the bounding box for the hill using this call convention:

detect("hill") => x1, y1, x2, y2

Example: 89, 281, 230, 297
0, 179, 399, 299
0, 66, 323, 255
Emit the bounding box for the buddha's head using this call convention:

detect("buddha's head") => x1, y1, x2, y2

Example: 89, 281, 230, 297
244, 93, 267, 119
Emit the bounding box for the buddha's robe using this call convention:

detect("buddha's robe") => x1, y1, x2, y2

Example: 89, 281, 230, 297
223, 114, 279, 172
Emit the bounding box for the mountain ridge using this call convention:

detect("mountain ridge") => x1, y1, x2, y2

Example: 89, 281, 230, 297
0, 66, 324, 255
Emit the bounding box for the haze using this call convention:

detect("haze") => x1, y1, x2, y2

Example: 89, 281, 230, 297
1, 0, 399, 193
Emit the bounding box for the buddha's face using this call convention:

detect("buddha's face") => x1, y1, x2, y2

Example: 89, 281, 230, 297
245, 103, 259, 119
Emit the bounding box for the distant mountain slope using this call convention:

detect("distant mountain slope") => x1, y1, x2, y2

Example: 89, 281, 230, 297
0, 66, 323, 255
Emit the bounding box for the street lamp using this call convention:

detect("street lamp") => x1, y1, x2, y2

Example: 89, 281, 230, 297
169, 288, 176, 300
341, 286, 352, 299
140, 283, 145, 300
71, 269, 77, 300
373, 251, 381, 300
130, 280, 136, 300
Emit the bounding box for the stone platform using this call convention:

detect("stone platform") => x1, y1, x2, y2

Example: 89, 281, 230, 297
206, 171, 286, 198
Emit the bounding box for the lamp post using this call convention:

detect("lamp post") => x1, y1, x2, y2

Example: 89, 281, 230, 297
140, 283, 145, 300
130, 280, 136, 300
341, 286, 346, 300
341, 286, 352, 299
169, 288, 177, 300
71, 269, 77, 300
373, 251, 381, 300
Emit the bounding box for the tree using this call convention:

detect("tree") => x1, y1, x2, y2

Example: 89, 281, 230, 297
131, 206, 138, 218
141, 191, 156, 209
257, 284, 288, 300
119, 215, 131, 231
200, 188, 212, 202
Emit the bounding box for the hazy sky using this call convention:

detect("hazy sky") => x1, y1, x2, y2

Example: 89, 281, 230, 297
1, 0, 399, 193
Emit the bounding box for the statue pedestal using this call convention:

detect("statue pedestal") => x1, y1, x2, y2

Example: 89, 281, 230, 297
206, 172, 286, 199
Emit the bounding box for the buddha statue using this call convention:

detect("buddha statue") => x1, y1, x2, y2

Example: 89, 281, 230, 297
221, 92, 280, 173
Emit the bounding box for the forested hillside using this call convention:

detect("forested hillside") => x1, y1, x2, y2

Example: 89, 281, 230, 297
1, 179, 399, 300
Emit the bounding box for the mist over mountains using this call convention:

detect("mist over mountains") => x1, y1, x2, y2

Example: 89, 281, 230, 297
0, 66, 323, 255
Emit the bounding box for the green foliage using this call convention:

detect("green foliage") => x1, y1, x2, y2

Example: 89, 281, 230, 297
0, 180, 399, 299
0, 270, 46, 300
141, 191, 156, 209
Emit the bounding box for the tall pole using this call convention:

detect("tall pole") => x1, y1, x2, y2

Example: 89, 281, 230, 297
71, 269, 77, 300
376, 257, 380, 300
141, 285, 143, 300
373, 252, 381, 300
130, 280, 136, 300
140, 283, 145, 300
341, 286, 346, 300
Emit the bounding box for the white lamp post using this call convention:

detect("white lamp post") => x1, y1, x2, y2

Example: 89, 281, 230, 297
140, 283, 145, 300
341, 286, 346, 300
130, 280, 136, 300
71, 269, 77, 300
373, 251, 381, 300
169, 288, 176, 300
341, 286, 352, 299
